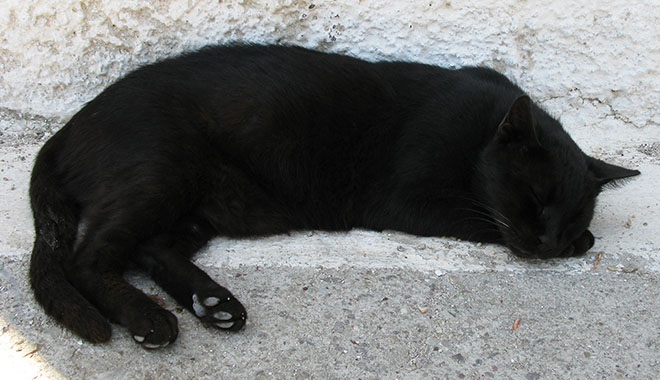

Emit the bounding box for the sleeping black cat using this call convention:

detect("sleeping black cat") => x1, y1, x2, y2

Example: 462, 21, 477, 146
29, 44, 639, 348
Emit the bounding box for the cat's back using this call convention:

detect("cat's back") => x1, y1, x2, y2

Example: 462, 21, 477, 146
90, 44, 397, 146
49, 45, 401, 220
120, 44, 392, 103
59, 44, 396, 160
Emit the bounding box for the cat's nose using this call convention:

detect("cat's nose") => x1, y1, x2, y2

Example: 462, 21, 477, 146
538, 234, 556, 248
536, 234, 561, 256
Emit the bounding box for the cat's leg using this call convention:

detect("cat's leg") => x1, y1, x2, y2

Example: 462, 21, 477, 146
131, 169, 296, 330
562, 229, 595, 257
133, 217, 247, 331
131, 164, 294, 334
65, 204, 180, 348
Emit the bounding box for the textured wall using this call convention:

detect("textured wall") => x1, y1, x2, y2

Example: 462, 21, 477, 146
1, 0, 659, 149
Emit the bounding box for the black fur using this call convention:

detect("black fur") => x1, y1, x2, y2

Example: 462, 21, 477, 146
29, 44, 639, 348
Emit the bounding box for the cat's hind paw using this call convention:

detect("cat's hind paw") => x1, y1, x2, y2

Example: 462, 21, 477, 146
127, 307, 178, 349
191, 291, 247, 331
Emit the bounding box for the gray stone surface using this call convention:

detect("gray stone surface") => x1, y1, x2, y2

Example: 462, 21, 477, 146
2, 251, 659, 379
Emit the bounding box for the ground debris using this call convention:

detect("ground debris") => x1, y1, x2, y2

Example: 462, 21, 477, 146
607, 266, 639, 273
592, 251, 604, 270
512, 318, 521, 331
22, 344, 39, 357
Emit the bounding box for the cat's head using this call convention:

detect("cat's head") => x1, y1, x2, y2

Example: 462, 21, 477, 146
478, 95, 640, 259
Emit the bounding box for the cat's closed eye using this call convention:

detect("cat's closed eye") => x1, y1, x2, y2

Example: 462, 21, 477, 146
528, 186, 545, 215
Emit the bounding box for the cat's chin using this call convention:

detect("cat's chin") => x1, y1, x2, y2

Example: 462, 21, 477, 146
508, 245, 578, 260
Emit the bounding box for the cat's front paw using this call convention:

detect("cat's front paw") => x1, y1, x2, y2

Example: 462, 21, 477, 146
510, 229, 595, 259
567, 229, 595, 257
191, 290, 247, 331
128, 307, 178, 349
537, 229, 595, 258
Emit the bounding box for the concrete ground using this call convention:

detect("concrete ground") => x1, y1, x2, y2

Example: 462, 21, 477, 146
1, 140, 659, 379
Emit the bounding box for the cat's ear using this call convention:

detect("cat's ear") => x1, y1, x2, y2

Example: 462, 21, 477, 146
497, 95, 540, 146
587, 156, 640, 187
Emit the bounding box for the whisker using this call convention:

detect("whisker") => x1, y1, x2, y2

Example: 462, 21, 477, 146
457, 207, 511, 230
470, 201, 513, 226
460, 216, 509, 232
445, 194, 525, 243
449, 194, 513, 225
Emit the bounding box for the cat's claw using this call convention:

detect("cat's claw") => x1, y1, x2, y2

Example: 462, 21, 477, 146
190, 292, 247, 331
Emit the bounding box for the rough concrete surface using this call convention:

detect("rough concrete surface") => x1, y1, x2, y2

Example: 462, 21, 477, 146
1, 0, 659, 379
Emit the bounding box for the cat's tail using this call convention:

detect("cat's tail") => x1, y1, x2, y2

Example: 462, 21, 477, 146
29, 134, 111, 343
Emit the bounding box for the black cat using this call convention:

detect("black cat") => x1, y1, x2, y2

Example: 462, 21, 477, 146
29, 44, 639, 348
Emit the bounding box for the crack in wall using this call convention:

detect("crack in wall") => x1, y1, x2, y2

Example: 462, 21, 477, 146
578, 94, 653, 130
519, 92, 658, 133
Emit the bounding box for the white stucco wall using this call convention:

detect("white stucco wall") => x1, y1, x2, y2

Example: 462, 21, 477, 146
1, 0, 659, 150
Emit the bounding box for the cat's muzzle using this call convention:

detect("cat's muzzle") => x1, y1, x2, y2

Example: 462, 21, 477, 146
509, 229, 595, 260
